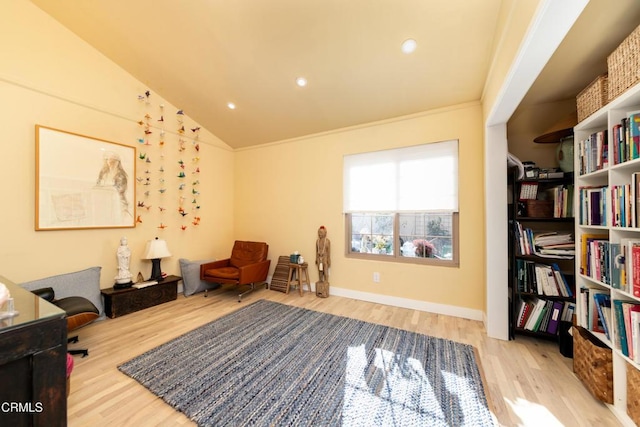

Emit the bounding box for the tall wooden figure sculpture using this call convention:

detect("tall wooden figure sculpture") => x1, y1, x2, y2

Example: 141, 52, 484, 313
315, 226, 331, 298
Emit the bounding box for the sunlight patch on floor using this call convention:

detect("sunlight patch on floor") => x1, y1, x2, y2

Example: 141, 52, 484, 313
505, 397, 564, 427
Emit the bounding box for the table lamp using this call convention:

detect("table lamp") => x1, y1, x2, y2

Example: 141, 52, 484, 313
143, 237, 171, 281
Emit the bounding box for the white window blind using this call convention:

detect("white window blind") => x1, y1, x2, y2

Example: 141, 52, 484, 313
343, 140, 458, 212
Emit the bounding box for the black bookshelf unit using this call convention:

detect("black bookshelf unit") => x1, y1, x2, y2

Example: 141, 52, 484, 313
508, 167, 576, 342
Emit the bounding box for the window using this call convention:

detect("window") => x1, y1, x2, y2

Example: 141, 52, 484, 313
344, 140, 459, 266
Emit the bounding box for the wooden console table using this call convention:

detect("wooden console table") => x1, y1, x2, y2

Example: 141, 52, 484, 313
101, 275, 181, 318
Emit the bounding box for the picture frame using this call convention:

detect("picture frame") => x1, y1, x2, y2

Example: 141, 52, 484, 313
35, 125, 136, 230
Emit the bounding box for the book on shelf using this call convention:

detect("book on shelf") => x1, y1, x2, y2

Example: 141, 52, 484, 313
613, 300, 629, 356
516, 260, 573, 297
517, 298, 573, 335
537, 184, 574, 218
578, 186, 608, 226
593, 293, 612, 341
579, 234, 608, 277
612, 299, 640, 358
610, 243, 624, 290
546, 300, 565, 335
632, 309, 640, 364
629, 112, 640, 160
514, 224, 575, 258
561, 302, 576, 323
578, 130, 608, 174
620, 238, 640, 295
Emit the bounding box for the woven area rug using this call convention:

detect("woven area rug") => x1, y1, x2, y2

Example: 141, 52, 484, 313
118, 300, 496, 426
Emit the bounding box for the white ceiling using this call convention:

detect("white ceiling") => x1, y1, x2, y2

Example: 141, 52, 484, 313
29, 0, 640, 149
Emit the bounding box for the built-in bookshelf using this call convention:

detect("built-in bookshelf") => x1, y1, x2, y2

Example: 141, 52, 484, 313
508, 168, 576, 341
575, 80, 640, 426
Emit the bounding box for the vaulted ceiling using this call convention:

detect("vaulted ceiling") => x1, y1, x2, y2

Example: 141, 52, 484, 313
30, 0, 640, 149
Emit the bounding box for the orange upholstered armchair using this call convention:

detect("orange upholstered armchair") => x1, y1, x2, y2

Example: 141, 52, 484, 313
200, 241, 271, 301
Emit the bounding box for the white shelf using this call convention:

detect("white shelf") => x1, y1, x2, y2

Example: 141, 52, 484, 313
575, 80, 640, 427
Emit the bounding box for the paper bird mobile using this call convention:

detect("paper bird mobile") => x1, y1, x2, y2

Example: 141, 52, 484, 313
144, 191, 150, 197
136, 215, 143, 223
194, 144, 200, 152
160, 104, 164, 110
158, 207, 166, 212
144, 129, 153, 135
145, 157, 151, 163
192, 216, 201, 226
158, 223, 167, 229
136, 177, 144, 183
139, 153, 146, 160
159, 188, 166, 194
137, 95, 145, 101
137, 138, 145, 144
159, 166, 164, 172
191, 127, 200, 133
176, 110, 184, 115
192, 157, 200, 163
144, 169, 151, 174
192, 199, 197, 204
178, 172, 186, 178
137, 120, 144, 126
178, 183, 186, 190
192, 189, 200, 195
178, 159, 184, 166
181, 225, 187, 231
137, 201, 146, 208
158, 116, 164, 122
159, 178, 165, 183
192, 180, 200, 185
194, 204, 201, 210
178, 208, 188, 217
145, 90, 151, 98
193, 167, 200, 173
144, 113, 152, 120
145, 205, 153, 211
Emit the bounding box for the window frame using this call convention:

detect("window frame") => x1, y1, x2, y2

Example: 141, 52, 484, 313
345, 211, 459, 267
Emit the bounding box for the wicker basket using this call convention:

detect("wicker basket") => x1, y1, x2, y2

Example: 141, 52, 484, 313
573, 326, 613, 404
608, 23, 640, 102
627, 362, 640, 425
525, 200, 553, 218
577, 74, 608, 122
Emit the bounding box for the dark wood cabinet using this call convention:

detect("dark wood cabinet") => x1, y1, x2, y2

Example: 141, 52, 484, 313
0, 276, 67, 427
101, 275, 181, 318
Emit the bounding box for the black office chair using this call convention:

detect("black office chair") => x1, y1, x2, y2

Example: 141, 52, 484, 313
31, 287, 99, 357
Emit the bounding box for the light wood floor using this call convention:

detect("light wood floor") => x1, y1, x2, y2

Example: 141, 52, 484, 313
67, 288, 623, 426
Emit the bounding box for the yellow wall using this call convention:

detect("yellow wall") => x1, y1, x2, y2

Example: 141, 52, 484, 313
235, 103, 485, 313
1, 0, 544, 322
0, 0, 235, 287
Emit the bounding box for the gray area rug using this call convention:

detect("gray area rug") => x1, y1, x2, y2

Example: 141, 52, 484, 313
118, 300, 496, 426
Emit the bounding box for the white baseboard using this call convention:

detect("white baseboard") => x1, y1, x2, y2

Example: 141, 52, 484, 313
265, 277, 483, 321
329, 286, 484, 321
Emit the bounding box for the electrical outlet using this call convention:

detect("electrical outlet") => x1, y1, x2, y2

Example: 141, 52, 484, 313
373, 272, 380, 283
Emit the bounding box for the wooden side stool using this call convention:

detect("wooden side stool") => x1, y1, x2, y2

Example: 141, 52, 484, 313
286, 262, 311, 296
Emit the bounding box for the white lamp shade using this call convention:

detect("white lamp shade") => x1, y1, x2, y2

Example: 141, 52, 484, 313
143, 238, 171, 259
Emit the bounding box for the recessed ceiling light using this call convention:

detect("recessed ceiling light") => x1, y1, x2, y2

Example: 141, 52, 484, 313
401, 39, 417, 54
296, 77, 307, 87
227, 102, 236, 110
